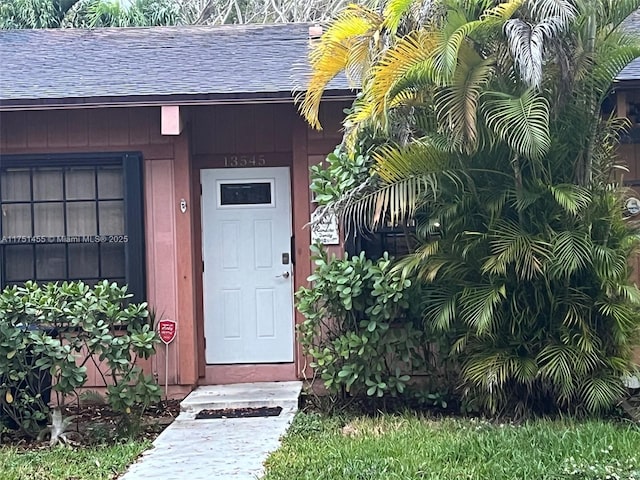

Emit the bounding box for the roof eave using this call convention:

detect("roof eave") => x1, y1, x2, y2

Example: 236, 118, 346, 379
0, 89, 357, 112
614, 78, 640, 90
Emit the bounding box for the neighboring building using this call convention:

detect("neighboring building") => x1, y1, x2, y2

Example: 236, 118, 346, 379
0, 21, 638, 395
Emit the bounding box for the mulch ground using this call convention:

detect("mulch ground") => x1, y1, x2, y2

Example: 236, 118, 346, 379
195, 406, 282, 419
1, 399, 181, 447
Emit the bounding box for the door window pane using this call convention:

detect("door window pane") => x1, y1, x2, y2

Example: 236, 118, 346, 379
220, 182, 272, 205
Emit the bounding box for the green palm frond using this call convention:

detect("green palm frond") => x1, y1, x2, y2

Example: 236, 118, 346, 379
537, 344, 580, 397
478, 0, 523, 23
383, 0, 414, 34
483, 89, 551, 161
432, 9, 484, 83
588, 39, 640, 100
578, 374, 626, 413
483, 220, 552, 279
342, 175, 435, 231
615, 284, 640, 304
548, 184, 591, 215
373, 140, 452, 182
462, 350, 538, 394
591, 244, 627, 281
423, 285, 459, 330
549, 230, 593, 278
459, 284, 506, 335
596, 300, 637, 331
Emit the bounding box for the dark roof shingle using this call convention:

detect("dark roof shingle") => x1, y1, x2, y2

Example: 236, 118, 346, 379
620, 9, 640, 82
0, 23, 350, 106
1, 14, 639, 108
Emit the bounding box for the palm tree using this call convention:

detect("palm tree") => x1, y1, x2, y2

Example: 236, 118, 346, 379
301, 0, 640, 415
0, 0, 81, 28
0, 0, 379, 28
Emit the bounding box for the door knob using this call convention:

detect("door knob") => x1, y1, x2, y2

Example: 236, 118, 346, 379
276, 272, 290, 279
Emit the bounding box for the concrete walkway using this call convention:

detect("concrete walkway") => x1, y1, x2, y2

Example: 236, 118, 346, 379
119, 381, 302, 480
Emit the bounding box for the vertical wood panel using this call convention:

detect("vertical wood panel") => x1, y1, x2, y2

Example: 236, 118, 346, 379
67, 110, 89, 147
173, 132, 198, 385
145, 159, 179, 385
234, 104, 256, 152
192, 168, 206, 378
274, 104, 294, 152
189, 106, 211, 155
88, 109, 110, 146
46, 110, 68, 148
254, 104, 276, 152
619, 144, 635, 180
128, 108, 151, 146
26, 111, 48, 148
214, 105, 236, 153
292, 115, 311, 379
5, 111, 27, 149
108, 109, 130, 146
0, 113, 7, 150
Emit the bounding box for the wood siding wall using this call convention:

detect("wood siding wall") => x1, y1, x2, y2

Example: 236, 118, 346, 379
0, 107, 182, 389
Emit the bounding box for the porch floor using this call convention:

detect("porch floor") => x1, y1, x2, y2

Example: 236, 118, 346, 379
119, 381, 302, 480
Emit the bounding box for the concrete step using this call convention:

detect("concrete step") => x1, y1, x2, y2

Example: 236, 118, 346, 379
180, 381, 302, 414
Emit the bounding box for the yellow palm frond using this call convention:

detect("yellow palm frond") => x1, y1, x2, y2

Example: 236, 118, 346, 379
299, 4, 383, 130
350, 29, 438, 125
479, 0, 522, 23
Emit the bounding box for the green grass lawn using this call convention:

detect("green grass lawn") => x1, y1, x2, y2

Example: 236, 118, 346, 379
0, 441, 150, 480
264, 413, 640, 480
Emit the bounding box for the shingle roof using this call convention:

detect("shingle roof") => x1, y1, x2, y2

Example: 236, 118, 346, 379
620, 9, 640, 82
0, 23, 350, 107
0, 14, 639, 108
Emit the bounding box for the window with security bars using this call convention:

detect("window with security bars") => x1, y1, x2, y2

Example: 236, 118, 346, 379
0, 153, 145, 302
345, 221, 417, 260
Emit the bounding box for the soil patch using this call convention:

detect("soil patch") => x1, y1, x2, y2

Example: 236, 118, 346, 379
195, 406, 283, 419
1, 399, 181, 447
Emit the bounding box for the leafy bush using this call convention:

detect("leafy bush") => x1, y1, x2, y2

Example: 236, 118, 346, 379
0, 281, 160, 438
310, 145, 372, 206
296, 245, 428, 399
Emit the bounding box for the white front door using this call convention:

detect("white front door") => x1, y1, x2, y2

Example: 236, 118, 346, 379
200, 167, 294, 364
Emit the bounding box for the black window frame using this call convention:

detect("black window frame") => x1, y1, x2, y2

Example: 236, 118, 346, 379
0, 152, 146, 303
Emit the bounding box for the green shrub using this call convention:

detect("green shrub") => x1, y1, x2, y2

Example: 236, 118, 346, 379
310, 145, 372, 206
296, 245, 428, 399
0, 281, 160, 438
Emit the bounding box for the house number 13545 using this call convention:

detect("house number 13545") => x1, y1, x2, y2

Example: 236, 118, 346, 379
224, 154, 266, 167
